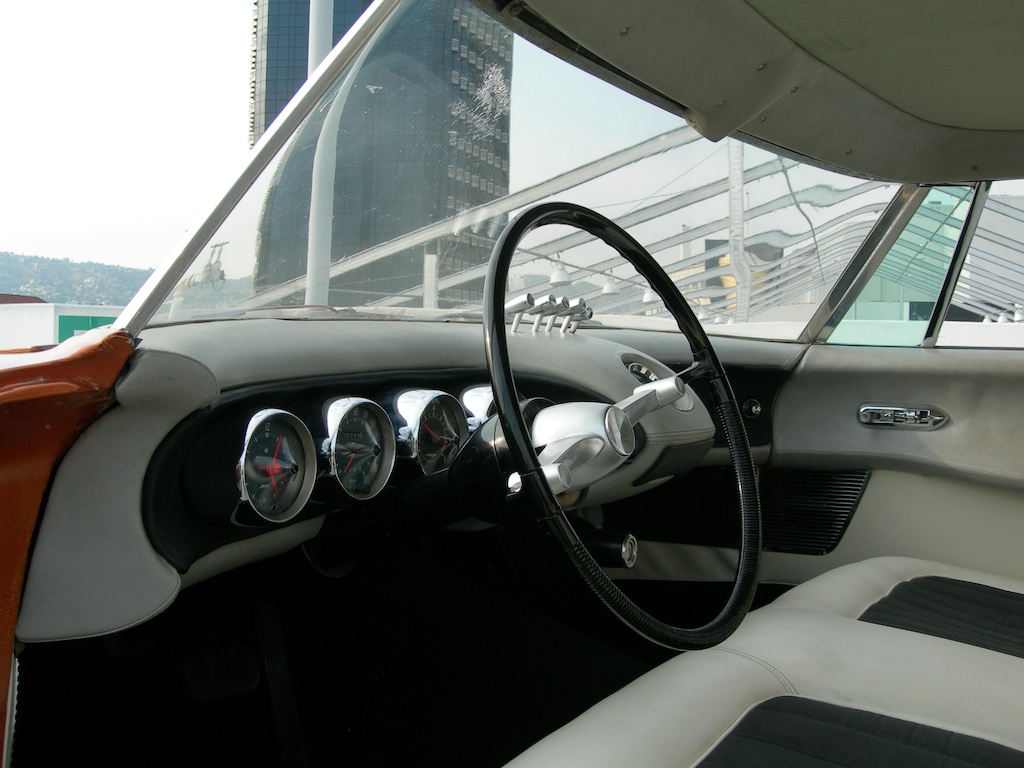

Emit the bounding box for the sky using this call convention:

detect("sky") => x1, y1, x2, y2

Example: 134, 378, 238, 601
0, 1, 255, 270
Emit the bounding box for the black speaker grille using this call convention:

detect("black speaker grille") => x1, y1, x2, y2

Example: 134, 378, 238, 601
761, 469, 869, 555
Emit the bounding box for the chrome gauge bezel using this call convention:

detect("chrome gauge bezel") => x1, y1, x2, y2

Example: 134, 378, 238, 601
395, 389, 470, 475
461, 384, 495, 429
462, 384, 552, 428
325, 397, 397, 500
237, 408, 317, 523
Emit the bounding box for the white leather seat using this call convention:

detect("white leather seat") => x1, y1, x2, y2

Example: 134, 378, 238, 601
766, 556, 1024, 624
504, 557, 1024, 767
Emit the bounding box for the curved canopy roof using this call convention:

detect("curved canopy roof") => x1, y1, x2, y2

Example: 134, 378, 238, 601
481, 0, 1024, 183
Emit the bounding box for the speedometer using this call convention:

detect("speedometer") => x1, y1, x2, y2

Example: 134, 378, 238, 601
395, 390, 469, 475
238, 409, 316, 523
325, 398, 396, 500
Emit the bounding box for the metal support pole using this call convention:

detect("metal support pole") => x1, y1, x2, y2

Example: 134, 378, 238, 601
308, 0, 334, 76
728, 138, 751, 321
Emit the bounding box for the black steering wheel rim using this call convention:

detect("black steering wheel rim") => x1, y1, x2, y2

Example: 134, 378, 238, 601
483, 202, 761, 651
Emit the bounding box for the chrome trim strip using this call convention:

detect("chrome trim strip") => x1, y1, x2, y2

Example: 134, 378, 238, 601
921, 181, 990, 347
858, 404, 948, 430
800, 184, 927, 344
3, 655, 15, 768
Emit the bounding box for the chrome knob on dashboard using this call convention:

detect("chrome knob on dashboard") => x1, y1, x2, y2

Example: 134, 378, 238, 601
575, 528, 639, 569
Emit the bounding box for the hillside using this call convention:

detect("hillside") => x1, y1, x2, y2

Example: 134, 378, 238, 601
0, 252, 153, 306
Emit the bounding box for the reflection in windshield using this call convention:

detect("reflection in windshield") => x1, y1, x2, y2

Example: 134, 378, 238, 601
255, 0, 513, 309
147, 0, 897, 340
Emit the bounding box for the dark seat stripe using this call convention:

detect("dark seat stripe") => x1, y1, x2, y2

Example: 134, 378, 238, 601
699, 696, 1024, 767
858, 576, 1024, 659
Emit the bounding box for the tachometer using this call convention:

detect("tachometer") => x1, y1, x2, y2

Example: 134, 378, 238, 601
395, 390, 469, 474
325, 397, 396, 500
237, 409, 316, 523
462, 384, 553, 431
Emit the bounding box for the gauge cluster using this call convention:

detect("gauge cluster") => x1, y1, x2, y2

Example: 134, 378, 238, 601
143, 370, 603, 574
229, 385, 490, 525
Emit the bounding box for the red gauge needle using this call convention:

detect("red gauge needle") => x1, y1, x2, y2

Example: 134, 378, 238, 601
422, 422, 442, 441
342, 453, 355, 474
265, 435, 284, 494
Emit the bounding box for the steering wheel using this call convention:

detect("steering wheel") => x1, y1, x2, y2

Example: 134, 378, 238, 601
483, 202, 761, 651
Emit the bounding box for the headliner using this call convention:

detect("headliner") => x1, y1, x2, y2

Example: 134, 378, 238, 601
483, 0, 1024, 183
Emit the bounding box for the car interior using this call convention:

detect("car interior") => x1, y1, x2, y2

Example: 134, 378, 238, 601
6, 0, 1024, 766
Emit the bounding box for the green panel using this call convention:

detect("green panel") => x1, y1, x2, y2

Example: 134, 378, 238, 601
57, 315, 117, 343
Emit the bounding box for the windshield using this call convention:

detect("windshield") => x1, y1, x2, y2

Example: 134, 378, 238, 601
143, 0, 896, 339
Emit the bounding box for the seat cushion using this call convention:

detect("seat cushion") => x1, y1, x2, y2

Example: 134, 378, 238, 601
767, 556, 1024, 623
699, 696, 1024, 768
503, 557, 1024, 767
859, 575, 1024, 659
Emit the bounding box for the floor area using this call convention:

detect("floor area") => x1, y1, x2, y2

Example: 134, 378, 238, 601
13, 525, 762, 767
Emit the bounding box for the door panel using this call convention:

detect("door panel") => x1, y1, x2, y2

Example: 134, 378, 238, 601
766, 342, 1024, 582
773, 344, 1024, 489
603, 336, 1024, 588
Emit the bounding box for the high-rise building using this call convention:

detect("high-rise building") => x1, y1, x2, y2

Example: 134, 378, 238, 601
250, 0, 374, 147
249, 0, 512, 308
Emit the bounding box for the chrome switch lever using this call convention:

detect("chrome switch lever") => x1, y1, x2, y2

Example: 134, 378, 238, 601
858, 405, 948, 429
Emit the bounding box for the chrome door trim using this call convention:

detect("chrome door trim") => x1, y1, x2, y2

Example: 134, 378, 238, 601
921, 181, 990, 347
800, 184, 928, 344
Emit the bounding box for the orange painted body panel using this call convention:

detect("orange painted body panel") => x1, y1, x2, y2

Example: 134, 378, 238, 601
0, 331, 134, 751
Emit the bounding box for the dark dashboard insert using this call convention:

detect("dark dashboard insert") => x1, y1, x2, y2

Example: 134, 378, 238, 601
683, 365, 791, 448
142, 368, 611, 573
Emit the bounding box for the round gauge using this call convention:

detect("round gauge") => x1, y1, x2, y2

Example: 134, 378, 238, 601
238, 409, 316, 523
396, 390, 470, 475
482, 394, 553, 429
461, 385, 495, 429
326, 398, 396, 500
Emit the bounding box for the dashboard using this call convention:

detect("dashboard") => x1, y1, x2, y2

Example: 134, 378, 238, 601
17, 318, 721, 644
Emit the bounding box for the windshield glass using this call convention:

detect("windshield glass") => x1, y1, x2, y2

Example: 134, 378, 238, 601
144, 0, 896, 339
